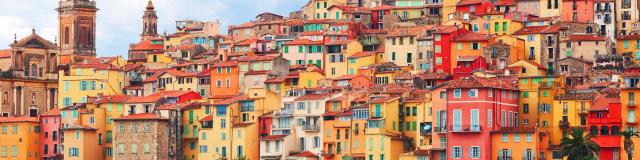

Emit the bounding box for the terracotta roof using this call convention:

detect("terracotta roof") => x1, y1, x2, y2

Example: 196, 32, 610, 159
236, 55, 279, 62
420, 72, 452, 80
114, 113, 168, 120
445, 76, 518, 90
212, 61, 238, 67
284, 39, 324, 45
165, 69, 196, 77
326, 40, 354, 45
143, 70, 165, 82
512, 25, 561, 35
41, 108, 61, 116
155, 103, 196, 110
295, 93, 335, 101
519, 60, 548, 69
0, 116, 38, 123
386, 25, 434, 37
214, 95, 249, 105
367, 5, 393, 11
300, 31, 324, 36
260, 135, 287, 140
197, 69, 211, 77
199, 115, 213, 122
265, 76, 286, 83
554, 92, 597, 100
433, 25, 460, 34
123, 85, 143, 90
95, 95, 133, 104
452, 32, 492, 41
457, 0, 486, 5
123, 63, 144, 72
127, 91, 196, 103
371, 96, 399, 103
130, 40, 164, 51
230, 21, 255, 29
568, 34, 607, 41
591, 95, 620, 111
349, 51, 376, 58
289, 151, 318, 158
0, 49, 11, 58
62, 124, 97, 130
334, 74, 363, 80
617, 34, 640, 40
245, 70, 270, 75
361, 29, 388, 34
284, 19, 305, 26
235, 37, 258, 46
494, 0, 515, 5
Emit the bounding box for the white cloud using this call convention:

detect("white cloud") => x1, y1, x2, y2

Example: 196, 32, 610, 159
0, 0, 306, 57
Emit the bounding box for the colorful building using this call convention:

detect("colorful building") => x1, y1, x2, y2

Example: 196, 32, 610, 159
0, 117, 41, 160
40, 109, 62, 159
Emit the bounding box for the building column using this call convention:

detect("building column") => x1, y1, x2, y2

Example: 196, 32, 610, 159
20, 87, 24, 116
13, 87, 17, 116
46, 88, 50, 111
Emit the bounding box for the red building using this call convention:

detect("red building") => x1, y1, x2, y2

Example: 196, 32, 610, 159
432, 26, 468, 74
560, 0, 594, 23
588, 93, 622, 160
258, 113, 273, 137
40, 109, 62, 159
445, 76, 519, 160
456, 0, 495, 15
368, 5, 392, 29
327, 21, 366, 41
453, 56, 488, 79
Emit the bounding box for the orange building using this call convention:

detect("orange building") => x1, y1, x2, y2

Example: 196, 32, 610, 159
0, 117, 41, 160
490, 127, 541, 160
210, 61, 239, 99
450, 32, 491, 72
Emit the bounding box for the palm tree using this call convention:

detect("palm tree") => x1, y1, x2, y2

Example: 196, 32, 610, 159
622, 131, 639, 160
560, 128, 600, 160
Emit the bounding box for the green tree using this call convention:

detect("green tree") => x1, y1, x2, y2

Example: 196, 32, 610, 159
623, 131, 639, 160
560, 128, 600, 160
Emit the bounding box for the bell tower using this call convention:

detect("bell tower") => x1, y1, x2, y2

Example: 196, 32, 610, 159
56, 0, 97, 58
141, 0, 158, 40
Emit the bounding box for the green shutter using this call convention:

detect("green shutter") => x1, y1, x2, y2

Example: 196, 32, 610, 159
284, 46, 289, 53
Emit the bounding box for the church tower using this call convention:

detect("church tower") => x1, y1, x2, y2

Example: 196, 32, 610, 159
141, 0, 158, 40
56, 0, 97, 58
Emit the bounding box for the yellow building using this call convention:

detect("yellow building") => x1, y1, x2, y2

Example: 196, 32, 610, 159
94, 95, 132, 160
61, 124, 100, 160
490, 127, 540, 160
365, 96, 404, 160
182, 102, 206, 160
0, 117, 40, 160
348, 51, 380, 75
617, 35, 640, 63
157, 69, 198, 92
298, 70, 327, 89
549, 92, 593, 146
58, 57, 126, 108
302, 0, 348, 20
489, 16, 524, 35
621, 73, 640, 160
325, 40, 363, 78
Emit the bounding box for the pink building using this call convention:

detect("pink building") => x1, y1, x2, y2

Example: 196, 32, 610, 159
40, 109, 62, 159
445, 76, 519, 160
456, 0, 495, 15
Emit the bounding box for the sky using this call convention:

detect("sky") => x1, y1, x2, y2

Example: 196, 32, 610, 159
0, 0, 307, 57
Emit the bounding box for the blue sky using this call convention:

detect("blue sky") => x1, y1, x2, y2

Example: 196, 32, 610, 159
0, 0, 307, 57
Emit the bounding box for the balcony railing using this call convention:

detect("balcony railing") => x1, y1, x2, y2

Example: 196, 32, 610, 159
450, 125, 481, 133
559, 121, 570, 129
302, 124, 319, 131
420, 130, 432, 136
434, 127, 447, 134
629, 101, 637, 107
497, 156, 512, 160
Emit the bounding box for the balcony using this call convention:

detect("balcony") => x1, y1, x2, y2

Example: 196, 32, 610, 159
450, 125, 481, 133
628, 101, 637, 108
434, 127, 447, 134
302, 124, 320, 132
578, 109, 588, 115
420, 130, 432, 136
497, 156, 512, 160
559, 121, 570, 129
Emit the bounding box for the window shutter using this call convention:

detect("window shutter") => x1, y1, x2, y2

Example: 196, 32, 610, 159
498, 149, 503, 159
436, 111, 441, 128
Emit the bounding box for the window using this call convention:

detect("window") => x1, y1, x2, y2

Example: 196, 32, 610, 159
526, 133, 533, 142
454, 89, 461, 98
471, 146, 480, 158
514, 133, 520, 142
452, 146, 462, 158
453, 109, 462, 131
468, 89, 478, 97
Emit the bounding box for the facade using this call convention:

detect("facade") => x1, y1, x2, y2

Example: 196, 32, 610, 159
56, 0, 98, 60
40, 109, 62, 159
112, 113, 173, 160
0, 117, 41, 160
0, 33, 59, 117
58, 57, 126, 108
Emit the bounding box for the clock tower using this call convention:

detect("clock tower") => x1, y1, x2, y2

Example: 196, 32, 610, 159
56, 0, 98, 59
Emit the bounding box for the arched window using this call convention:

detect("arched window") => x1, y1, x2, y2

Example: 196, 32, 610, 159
589, 126, 598, 135
612, 126, 621, 135
144, 22, 148, 33
2, 91, 7, 104
601, 126, 609, 135
64, 27, 70, 44
30, 64, 37, 78
80, 27, 88, 45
